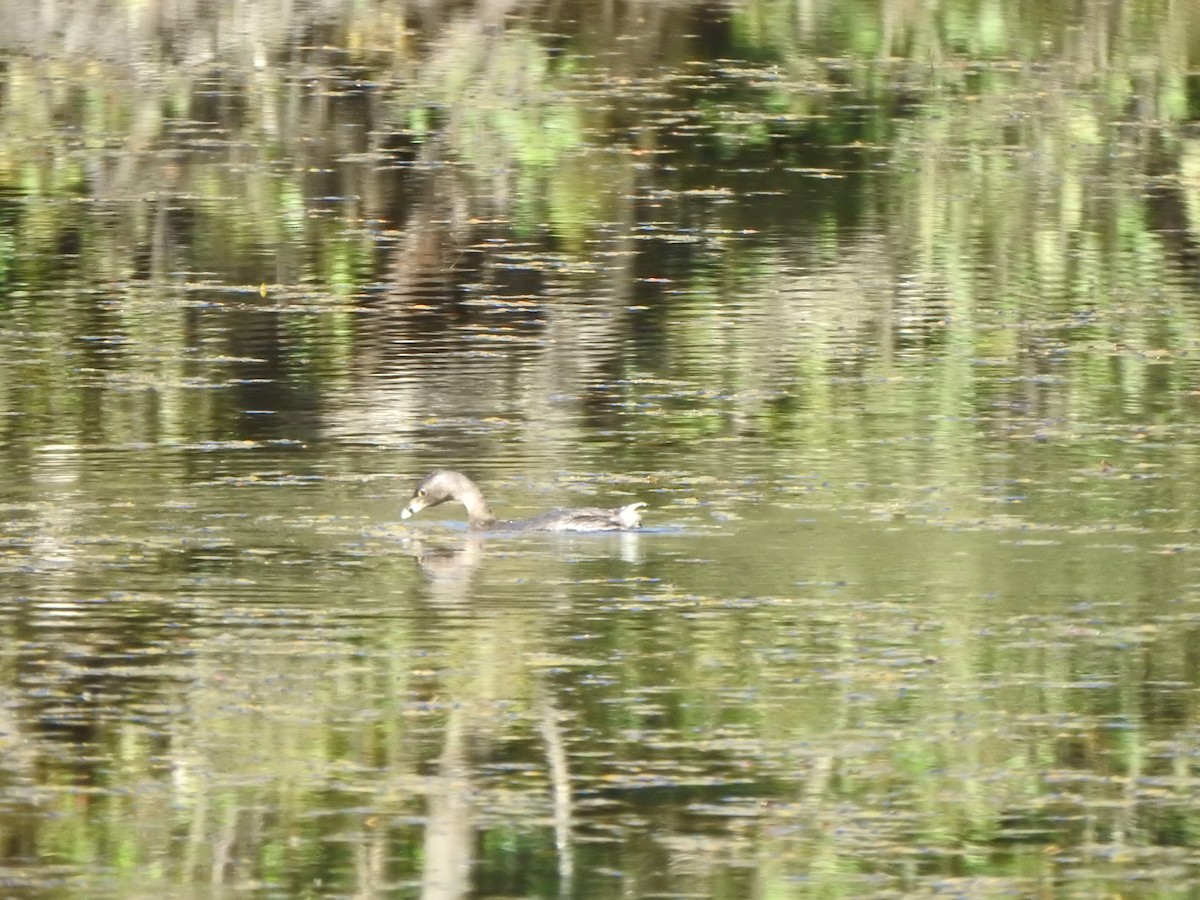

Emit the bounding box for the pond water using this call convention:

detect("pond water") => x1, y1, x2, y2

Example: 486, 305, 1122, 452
4, 0, 1200, 897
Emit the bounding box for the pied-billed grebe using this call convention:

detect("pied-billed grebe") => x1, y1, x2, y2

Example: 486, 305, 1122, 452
400, 470, 646, 532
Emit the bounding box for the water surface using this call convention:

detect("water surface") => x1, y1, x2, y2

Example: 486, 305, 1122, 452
3, 1, 1200, 897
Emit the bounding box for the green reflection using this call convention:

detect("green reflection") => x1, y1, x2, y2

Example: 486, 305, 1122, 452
1, 1, 1200, 898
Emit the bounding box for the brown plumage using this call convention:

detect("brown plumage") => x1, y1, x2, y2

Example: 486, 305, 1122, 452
401, 470, 646, 532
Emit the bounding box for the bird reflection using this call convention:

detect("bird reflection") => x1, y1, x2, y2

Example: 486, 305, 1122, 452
410, 537, 486, 609
405, 537, 581, 898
